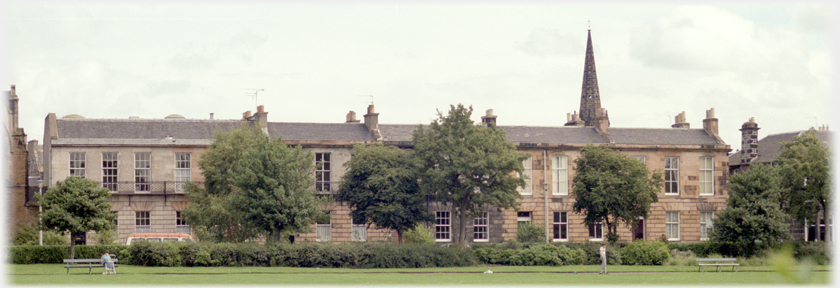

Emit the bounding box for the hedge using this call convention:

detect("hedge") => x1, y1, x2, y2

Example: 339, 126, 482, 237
10, 242, 476, 268
471, 242, 612, 266
668, 240, 830, 263
10, 245, 128, 264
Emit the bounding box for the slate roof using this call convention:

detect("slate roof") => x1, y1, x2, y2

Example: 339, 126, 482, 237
499, 126, 608, 144
380, 124, 723, 146
55, 119, 242, 140
729, 130, 832, 165
268, 122, 374, 142
55, 118, 376, 142
609, 128, 721, 145
55, 118, 727, 147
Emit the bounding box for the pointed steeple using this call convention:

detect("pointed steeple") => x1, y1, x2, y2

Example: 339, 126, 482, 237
578, 29, 602, 127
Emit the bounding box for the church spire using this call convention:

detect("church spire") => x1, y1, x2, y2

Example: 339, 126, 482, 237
578, 29, 602, 126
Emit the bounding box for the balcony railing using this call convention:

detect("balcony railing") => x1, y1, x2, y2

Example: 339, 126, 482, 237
100, 181, 204, 195
99, 181, 341, 196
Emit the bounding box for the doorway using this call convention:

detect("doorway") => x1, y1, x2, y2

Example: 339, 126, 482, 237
633, 218, 645, 241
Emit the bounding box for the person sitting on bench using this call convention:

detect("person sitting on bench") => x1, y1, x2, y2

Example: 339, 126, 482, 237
101, 250, 115, 275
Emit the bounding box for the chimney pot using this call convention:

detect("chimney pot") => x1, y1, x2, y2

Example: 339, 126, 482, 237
481, 108, 497, 127
364, 105, 380, 133
210, 113, 214, 120
244, 111, 252, 118
346, 111, 360, 123
257, 105, 265, 113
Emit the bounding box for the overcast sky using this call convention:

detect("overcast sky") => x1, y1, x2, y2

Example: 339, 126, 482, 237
3, 2, 835, 153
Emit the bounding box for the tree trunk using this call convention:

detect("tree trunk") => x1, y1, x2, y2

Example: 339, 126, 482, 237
458, 207, 469, 248
815, 211, 821, 242
397, 230, 403, 244
274, 226, 281, 243
69, 240, 76, 259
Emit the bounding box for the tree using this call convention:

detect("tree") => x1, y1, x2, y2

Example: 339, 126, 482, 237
12, 223, 69, 246
711, 164, 790, 256
231, 127, 324, 243
184, 124, 324, 243
183, 124, 263, 242
776, 129, 831, 242
37, 176, 115, 258
571, 144, 662, 243
413, 104, 528, 247
337, 143, 430, 243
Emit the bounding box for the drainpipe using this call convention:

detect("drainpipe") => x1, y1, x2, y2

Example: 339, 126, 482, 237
544, 149, 550, 243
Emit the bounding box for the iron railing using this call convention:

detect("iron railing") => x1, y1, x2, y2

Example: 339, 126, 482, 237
100, 181, 204, 195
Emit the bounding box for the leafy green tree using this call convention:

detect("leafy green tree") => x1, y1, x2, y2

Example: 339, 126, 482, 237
337, 143, 429, 243
413, 104, 529, 247
231, 127, 324, 243
776, 129, 831, 242
571, 144, 662, 244
37, 176, 115, 258
12, 223, 69, 246
711, 163, 790, 256
183, 124, 263, 242
184, 124, 324, 243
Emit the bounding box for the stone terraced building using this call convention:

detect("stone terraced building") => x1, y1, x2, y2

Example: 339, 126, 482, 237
39, 30, 731, 245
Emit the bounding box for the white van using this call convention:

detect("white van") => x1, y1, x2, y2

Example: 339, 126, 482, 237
125, 233, 194, 245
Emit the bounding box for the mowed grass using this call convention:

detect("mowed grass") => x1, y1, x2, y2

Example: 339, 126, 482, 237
8, 264, 832, 285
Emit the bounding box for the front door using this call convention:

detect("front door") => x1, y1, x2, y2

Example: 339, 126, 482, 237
633, 218, 645, 241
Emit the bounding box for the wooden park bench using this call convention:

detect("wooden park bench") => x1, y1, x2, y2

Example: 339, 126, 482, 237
696, 258, 739, 272
63, 256, 119, 275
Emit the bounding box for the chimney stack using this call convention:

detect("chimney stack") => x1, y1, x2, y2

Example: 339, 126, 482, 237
481, 109, 497, 127
671, 111, 690, 129
564, 111, 585, 127
363, 104, 381, 140
253, 105, 269, 134
739, 117, 759, 163
593, 108, 610, 134
702, 108, 719, 136
346, 111, 360, 123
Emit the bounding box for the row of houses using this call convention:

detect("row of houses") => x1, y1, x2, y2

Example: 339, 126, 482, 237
6, 30, 830, 245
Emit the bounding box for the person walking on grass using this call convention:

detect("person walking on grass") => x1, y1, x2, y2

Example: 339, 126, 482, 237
599, 243, 607, 274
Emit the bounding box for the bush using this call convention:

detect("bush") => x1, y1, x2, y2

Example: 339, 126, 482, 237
789, 241, 830, 265
12, 224, 69, 246
668, 241, 718, 257
509, 244, 585, 266
564, 242, 621, 265
666, 249, 697, 266
621, 240, 669, 265
515, 222, 546, 243
403, 225, 435, 244
126, 240, 183, 266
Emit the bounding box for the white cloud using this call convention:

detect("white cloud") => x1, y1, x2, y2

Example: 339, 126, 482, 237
630, 5, 807, 72
517, 28, 579, 57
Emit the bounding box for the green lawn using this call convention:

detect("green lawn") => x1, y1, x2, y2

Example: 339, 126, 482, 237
8, 264, 832, 285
